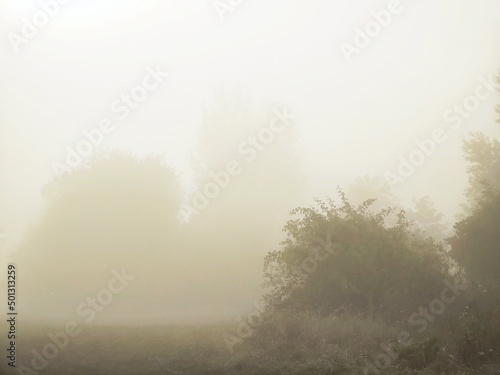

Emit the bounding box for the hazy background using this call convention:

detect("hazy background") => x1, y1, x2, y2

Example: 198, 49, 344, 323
1, 0, 499, 323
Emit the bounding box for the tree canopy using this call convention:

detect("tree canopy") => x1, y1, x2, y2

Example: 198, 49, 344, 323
16, 151, 182, 319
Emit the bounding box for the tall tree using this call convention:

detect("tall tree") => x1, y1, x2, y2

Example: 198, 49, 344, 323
450, 190, 500, 296
462, 133, 500, 209
14, 151, 183, 321
449, 73, 500, 322
183, 86, 305, 310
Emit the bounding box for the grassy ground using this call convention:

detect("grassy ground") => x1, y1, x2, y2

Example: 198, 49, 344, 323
4, 314, 500, 375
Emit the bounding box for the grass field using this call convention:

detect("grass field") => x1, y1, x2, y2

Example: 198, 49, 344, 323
4, 313, 500, 375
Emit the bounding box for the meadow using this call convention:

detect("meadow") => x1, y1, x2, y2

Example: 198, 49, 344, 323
8, 312, 500, 375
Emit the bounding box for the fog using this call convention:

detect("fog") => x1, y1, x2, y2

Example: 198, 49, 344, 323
1, 0, 499, 325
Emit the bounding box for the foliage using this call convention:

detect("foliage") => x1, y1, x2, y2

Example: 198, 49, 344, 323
15, 151, 182, 317
461, 133, 500, 211
406, 196, 449, 241
348, 176, 449, 241
449, 190, 500, 296
263, 189, 449, 321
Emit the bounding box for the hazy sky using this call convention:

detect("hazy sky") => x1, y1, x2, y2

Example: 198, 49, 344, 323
1, 0, 500, 249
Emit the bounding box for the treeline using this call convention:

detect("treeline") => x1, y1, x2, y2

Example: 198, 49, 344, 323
12, 80, 500, 372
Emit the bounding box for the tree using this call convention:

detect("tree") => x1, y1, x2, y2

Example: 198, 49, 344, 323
449, 189, 500, 349
449, 78, 500, 332
14, 151, 182, 321
462, 133, 500, 210
348, 176, 448, 241
188, 85, 304, 226
348, 175, 398, 211
450, 189, 500, 290
406, 196, 449, 241
263, 190, 449, 321
496, 72, 500, 124
183, 87, 306, 311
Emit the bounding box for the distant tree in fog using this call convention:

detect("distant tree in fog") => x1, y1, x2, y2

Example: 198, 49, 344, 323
189, 85, 304, 227
188, 88, 304, 263
15, 151, 182, 319
461, 133, 500, 212
406, 196, 449, 241
348, 175, 448, 241
181, 86, 306, 311
348, 175, 398, 210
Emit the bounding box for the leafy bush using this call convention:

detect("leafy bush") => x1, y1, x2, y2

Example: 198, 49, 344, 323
263, 190, 450, 321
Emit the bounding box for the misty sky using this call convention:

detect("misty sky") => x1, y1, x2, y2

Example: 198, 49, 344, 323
1, 0, 500, 250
